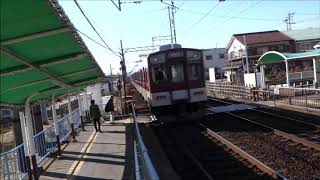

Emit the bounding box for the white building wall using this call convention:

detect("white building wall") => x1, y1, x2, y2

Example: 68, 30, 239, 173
227, 38, 245, 54
86, 83, 103, 112
202, 48, 225, 80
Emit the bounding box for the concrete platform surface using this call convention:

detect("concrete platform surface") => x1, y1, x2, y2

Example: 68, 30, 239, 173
40, 121, 134, 180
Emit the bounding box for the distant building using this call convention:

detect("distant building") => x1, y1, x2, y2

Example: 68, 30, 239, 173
202, 48, 225, 80
224, 30, 295, 84
282, 27, 320, 52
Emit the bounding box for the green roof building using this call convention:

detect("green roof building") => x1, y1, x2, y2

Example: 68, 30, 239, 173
258, 50, 320, 88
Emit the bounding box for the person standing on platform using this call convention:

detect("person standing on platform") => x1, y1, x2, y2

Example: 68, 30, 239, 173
90, 100, 102, 132
105, 96, 115, 124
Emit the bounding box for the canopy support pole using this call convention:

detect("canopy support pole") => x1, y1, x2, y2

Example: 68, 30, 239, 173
285, 60, 290, 87
68, 94, 76, 141
77, 93, 85, 131
25, 95, 39, 179
19, 111, 32, 178
84, 90, 89, 123
52, 95, 62, 156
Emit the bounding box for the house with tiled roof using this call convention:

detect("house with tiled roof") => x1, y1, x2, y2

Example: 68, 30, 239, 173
282, 27, 320, 52
224, 30, 295, 83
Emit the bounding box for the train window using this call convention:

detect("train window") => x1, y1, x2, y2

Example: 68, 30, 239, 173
171, 64, 184, 82
188, 64, 202, 80
152, 64, 167, 83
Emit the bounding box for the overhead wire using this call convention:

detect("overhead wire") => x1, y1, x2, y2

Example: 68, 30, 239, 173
218, 0, 265, 26
76, 29, 117, 52
180, 8, 282, 22
186, 2, 219, 32
73, 0, 120, 58
200, 0, 264, 36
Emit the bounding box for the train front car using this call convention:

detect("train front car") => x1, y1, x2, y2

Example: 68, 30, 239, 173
148, 48, 207, 113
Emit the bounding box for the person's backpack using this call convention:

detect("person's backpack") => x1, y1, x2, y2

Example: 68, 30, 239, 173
105, 99, 113, 112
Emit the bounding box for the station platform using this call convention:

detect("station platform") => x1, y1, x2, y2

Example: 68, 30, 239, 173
39, 115, 180, 180
40, 119, 135, 180
253, 100, 320, 116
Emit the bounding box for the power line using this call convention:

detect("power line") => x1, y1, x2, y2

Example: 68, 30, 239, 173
180, 7, 280, 22
73, 0, 120, 58
76, 29, 117, 52
201, 0, 264, 35
187, 2, 219, 31
219, 0, 264, 25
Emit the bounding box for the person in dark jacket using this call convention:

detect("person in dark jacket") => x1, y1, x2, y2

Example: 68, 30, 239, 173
105, 96, 114, 124
90, 100, 102, 132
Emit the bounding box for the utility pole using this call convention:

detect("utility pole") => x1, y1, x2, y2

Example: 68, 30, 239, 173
243, 35, 249, 73
119, 40, 127, 112
284, 12, 295, 31
110, 64, 113, 76
171, 0, 177, 44
168, 6, 174, 47
162, 0, 178, 47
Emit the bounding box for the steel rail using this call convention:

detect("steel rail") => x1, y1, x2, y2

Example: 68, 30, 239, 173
199, 123, 288, 180
208, 98, 320, 130
206, 101, 320, 151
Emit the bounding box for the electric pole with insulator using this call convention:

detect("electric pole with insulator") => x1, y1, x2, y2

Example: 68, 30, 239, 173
119, 40, 127, 114
284, 12, 295, 31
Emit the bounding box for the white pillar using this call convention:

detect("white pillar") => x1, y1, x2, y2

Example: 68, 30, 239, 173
19, 111, 29, 156
68, 95, 73, 124
314, 58, 317, 84
25, 102, 35, 155
285, 60, 290, 87
84, 90, 88, 112
260, 65, 265, 89
52, 95, 59, 136
77, 93, 83, 116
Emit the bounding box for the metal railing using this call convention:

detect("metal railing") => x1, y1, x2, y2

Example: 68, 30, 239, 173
207, 82, 268, 101
73, 109, 81, 128
132, 103, 159, 180
275, 87, 320, 110
33, 124, 56, 165
0, 108, 81, 179
58, 115, 72, 143
207, 82, 320, 110
34, 108, 80, 165
0, 144, 28, 180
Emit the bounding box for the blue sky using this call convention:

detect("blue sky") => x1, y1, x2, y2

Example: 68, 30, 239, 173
59, 0, 320, 75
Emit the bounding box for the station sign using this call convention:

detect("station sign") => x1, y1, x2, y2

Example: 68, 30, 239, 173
150, 54, 165, 64
168, 51, 184, 59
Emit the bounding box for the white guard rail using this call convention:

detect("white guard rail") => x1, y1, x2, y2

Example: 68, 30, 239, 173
131, 103, 159, 180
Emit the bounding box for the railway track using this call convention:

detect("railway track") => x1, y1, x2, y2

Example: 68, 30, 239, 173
152, 121, 285, 180
207, 97, 320, 150
204, 97, 320, 179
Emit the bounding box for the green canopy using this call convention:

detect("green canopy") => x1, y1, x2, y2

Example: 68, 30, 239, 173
1, 0, 105, 106
258, 50, 320, 65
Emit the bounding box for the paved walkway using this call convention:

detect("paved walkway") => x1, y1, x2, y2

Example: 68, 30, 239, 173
40, 120, 134, 180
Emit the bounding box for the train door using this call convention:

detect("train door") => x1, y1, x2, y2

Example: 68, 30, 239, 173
149, 53, 171, 106
186, 50, 207, 103
167, 50, 189, 102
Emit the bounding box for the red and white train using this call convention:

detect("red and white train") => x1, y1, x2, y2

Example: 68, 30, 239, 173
131, 45, 207, 111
